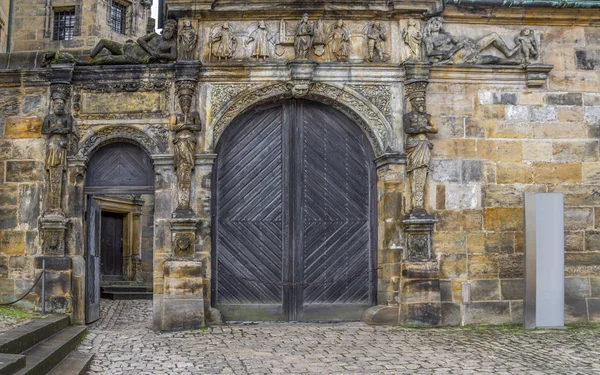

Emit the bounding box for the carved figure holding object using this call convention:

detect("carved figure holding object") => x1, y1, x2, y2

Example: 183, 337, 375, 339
179, 19, 198, 60
294, 13, 314, 59
246, 21, 274, 60
326, 19, 350, 62
366, 22, 388, 63
402, 18, 422, 61
211, 22, 237, 61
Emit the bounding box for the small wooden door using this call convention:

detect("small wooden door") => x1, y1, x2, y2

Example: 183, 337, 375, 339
85, 198, 101, 324
100, 212, 124, 280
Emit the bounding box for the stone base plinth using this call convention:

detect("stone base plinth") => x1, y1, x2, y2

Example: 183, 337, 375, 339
170, 218, 199, 257
403, 213, 437, 262
34, 256, 72, 314
40, 214, 68, 256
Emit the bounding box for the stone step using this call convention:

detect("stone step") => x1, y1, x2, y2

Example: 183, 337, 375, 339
47, 352, 94, 375
100, 285, 149, 293
13, 326, 87, 375
101, 291, 153, 300
0, 354, 25, 375
0, 315, 70, 355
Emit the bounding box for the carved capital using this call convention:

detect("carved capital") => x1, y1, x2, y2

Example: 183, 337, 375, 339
175, 80, 198, 119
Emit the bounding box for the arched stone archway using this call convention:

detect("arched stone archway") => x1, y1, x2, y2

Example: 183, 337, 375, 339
207, 82, 394, 156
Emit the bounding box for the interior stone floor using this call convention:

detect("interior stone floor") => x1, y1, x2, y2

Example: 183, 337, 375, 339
77, 299, 600, 374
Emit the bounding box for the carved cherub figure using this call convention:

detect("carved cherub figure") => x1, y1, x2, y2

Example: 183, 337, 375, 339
515, 28, 539, 65
179, 20, 198, 60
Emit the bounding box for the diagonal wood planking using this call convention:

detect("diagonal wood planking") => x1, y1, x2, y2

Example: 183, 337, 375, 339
214, 100, 375, 320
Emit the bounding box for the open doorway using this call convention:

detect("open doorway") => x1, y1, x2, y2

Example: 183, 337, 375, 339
84, 142, 155, 324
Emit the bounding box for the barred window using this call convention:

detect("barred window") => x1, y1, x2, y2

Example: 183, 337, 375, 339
53, 9, 76, 41
109, 2, 126, 34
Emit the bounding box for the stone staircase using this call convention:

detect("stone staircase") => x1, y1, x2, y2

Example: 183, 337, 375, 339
0, 315, 92, 375
100, 281, 152, 300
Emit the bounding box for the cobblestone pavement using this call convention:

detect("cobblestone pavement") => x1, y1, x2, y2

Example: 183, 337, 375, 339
78, 300, 600, 375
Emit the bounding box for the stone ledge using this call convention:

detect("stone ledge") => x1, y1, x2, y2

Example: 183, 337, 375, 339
430, 64, 553, 88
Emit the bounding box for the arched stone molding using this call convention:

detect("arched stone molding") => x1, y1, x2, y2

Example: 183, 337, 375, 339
76, 125, 168, 159
208, 82, 393, 156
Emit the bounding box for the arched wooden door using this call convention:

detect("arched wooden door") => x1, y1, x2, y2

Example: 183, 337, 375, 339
213, 100, 376, 322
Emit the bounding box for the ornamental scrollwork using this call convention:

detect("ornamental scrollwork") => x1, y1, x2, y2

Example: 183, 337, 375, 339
77, 126, 165, 158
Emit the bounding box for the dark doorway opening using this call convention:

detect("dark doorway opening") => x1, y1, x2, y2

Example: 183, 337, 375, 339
101, 211, 125, 280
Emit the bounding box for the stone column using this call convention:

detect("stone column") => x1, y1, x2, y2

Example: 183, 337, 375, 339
37, 64, 77, 316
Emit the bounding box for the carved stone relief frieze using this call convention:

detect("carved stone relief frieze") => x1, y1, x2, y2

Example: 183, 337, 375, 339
364, 22, 389, 63
210, 23, 237, 61
402, 18, 422, 62
348, 84, 393, 125
245, 21, 275, 60
209, 82, 392, 156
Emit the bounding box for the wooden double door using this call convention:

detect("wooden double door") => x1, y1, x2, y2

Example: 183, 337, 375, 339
213, 100, 376, 321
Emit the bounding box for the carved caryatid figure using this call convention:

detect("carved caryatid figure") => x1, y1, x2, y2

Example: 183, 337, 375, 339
294, 13, 313, 59
172, 81, 201, 215
366, 22, 388, 62
211, 22, 237, 61
179, 20, 198, 60
86, 19, 177, 64
516, 28, 539, 65
404, 84, 437, 214
246, 21, 273, 60
42, 85, 74, 214
402, 18, 422, 61
423, 17, 520, 65
327, 20, 350, 62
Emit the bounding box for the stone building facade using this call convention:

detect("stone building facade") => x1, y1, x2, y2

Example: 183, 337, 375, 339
1, 0, 600, 330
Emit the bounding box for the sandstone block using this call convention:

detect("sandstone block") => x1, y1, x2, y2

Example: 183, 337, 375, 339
533, 163, 582, 184
519, 92, 544, 105
565, 252, 600, 276
401, 302, 441, 326
477, 140, 522, 162
496, 163, 533, 184
482, 184, 546, 208
557, 107, 584, 122
18, 184, 40, 228
468, 254, 499, 279
440, 280, 452, 302
565, 231, 584, 252
5, 161, 43, 183
0, 208, 18, 230
0, 280, 15, 301
432, 139, 476, 158
465, 118, 485, 138
470, 279, 500, 301
533, 122, 587, 139
467, 232, 485, 253
499, 253, 524, 279
545, 93, 583, 106
4, 117, 43, 139
564, 208, 593, 231
585, 106, 600, 124
585, 231, 600, 251
500, 279, 524, 300
583, 93, 600, 106
483, 208, 523, 231
510, 300, 524, 324
591, 277, 600, 297
0, 186, 18, 207
484, 232, 515, 254
401, 279, 440, 303
11, 139, 45, 160
439, 254, 467, 279
464, 301, 511, 325
441, 302, 461, 326
436, 116, 465, 138
432, 232, 466, 254
430, 159, 461, 183
548, 185, 600, 206
8, 256, 34, 279
565, 277, 591, 299
445, 184, 480, 210
552, 141, 598, 162
487, 121, 533, 139
462, 160, 483, 183
0, 231, 25, 255
565, 298, 588, 323
588, 299, 600, 322
436, 185, 445, 210
582, 163, 600, 184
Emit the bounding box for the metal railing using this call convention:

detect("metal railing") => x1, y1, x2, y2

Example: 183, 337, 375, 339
0, 259, 46, 314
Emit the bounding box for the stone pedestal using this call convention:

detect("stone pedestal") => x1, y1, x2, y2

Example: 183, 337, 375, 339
34, 256, 72, 314
170, 218, 198, 257
399, 261, 441, 326
40, 214, 68, 255
161, 260, 206, 330
403, 213, 437, 262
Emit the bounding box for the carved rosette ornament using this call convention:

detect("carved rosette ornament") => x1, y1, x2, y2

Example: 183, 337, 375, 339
172, 79, 201, 218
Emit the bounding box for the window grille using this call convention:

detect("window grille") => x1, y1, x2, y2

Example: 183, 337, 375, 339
109, 2, 126, 34
53, 9, 76, 41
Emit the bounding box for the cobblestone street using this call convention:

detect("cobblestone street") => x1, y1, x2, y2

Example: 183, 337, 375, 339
78, 300, 600, 374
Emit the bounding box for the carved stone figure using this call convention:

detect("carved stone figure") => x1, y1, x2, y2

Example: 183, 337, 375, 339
86, 19, 177, 64
179, 20, 197, 60
210, 22, 237, 61
172, 81, 202, 216
246, 21, 272, 60
312, 19, 326, 57
516, 28, 539, 65
42, 85, 74, 214
366, 22, 388, 62
294, 14, 313, 59
402, 18, 422, 61
403, 83, 437, 214
423, 17, 520, 65
327, 20, 350, 62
